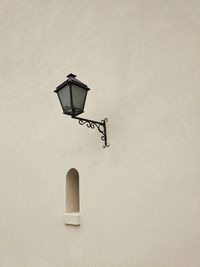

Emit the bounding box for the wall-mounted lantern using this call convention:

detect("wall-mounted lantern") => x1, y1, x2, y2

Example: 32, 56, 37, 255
54, 74, 109, 148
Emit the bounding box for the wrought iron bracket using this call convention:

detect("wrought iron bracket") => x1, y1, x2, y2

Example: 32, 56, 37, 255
72, 116, 109, 148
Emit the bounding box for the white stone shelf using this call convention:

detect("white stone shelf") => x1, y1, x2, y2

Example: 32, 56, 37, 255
63, 212, 80, 226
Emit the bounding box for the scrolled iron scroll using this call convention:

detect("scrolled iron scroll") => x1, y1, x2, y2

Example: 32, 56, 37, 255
79, 119, 95, 129
77, 117, 109, 148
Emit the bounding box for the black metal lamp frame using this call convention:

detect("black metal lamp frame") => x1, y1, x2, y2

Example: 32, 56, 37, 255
55, 73, 109, 148
72, 116, 109, 148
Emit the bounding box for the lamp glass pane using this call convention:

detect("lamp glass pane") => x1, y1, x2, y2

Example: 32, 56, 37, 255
71, 84, 87, 115
57, 85, 72, 114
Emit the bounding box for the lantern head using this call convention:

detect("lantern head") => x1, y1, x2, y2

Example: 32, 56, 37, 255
54, 73, 90, 117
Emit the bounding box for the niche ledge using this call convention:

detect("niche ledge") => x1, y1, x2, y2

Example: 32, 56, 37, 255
63, 212, 80, 226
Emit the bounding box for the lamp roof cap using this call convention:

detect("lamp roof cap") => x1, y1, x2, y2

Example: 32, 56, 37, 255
55, 73, 90, 92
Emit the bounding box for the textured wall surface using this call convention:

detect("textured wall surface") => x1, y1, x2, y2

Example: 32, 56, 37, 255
0, 1, 200, 266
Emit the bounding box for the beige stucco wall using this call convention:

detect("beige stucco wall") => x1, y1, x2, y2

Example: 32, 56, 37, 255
0, 0, 200, 266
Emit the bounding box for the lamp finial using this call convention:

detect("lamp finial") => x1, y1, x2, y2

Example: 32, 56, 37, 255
67, 73, 76, 78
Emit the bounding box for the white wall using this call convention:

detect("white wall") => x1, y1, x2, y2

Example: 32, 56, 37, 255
0, 1, 200, 266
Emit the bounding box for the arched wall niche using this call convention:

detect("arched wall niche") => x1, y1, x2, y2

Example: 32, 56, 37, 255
64, 168, 80, 226
66, 168, 79, 213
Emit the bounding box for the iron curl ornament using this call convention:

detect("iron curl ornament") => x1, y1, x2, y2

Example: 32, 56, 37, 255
72, 116, 109, 148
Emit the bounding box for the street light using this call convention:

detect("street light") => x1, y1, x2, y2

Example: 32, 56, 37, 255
54, 74, 109, 148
